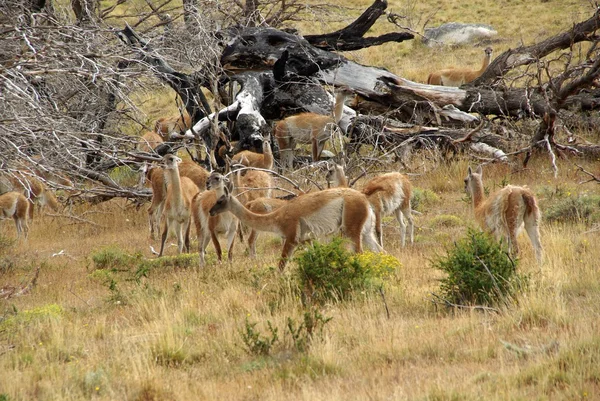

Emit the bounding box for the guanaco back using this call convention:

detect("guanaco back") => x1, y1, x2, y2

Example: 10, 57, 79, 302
427, 47, 493, 87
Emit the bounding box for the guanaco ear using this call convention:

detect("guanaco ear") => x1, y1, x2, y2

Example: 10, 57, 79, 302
476, 165, 483, 175
467, 166, 473, 176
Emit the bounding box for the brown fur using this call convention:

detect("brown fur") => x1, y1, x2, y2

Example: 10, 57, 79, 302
158, 155, 200, 256
155, 113, 191, 140
190, 173, 237, 266
137, 131, 164, 153
327, 164, 414, 247
0, 191, 30, 239
146, 160, 209, 240
232, 135, 274, 170
427, 47, 493, 87
275, 88, 352, 169
209, 178, 381, 270
245, 197, 288, 257
465, 165, 543, 262
3, 175, 60, 221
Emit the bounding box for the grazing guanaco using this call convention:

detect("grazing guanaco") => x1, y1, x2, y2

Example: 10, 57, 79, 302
209, 176, 382, 270
191, 173, 239, 267
232, 135, 274, 170
326, 164, 414, 247
154, 113, 191, 140
427, 47, 493, 87
275, 87, 353, 169
0, 191, 30, 239
146, 159, 209, 240
158, 154, 200, 256
464, 165, 543, 262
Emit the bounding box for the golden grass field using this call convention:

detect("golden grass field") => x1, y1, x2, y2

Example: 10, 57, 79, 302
2, 1, 600, 400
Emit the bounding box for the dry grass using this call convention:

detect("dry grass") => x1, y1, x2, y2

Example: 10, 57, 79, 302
3, 1, 600, 400
2, 156, 600, 400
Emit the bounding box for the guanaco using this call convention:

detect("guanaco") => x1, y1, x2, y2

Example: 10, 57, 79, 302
275, 87, 353, 169
326, 163, 414, 247
146, 159, 209, 240
232, 135, 274, 170
158, 154, 200, 256
209, 176, 382, 270
0, 191, 30, 239
3, 174, 60, 221
137, 131, 164, 153
191, 173, 239, 267
427, 47, 493, 87
464, 165, 543, 262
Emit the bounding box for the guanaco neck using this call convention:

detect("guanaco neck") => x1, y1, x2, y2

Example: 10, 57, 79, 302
469, 177, 485, 209
333, 92, 349, 123
332, 166, 348, 188
480, 52, 492, 73
165, 165, 184, 209
228, 195, 282, 235
263, 140, 273, 170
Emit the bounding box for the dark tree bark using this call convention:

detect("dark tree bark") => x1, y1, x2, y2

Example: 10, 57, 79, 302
71, 0, 97, 26
304, 0, 414, 51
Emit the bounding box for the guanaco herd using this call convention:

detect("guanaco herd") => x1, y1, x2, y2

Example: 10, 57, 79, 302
1, 46, 545, 265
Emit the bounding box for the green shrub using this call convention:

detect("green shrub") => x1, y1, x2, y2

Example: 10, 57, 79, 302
295, 237, 399, 304
433, 229, 526, 306
544, 194, 600, 224
91, 246, 137, 270
240, 319, 279, 356
286, 308, 332, 352
412, 187, 440, 211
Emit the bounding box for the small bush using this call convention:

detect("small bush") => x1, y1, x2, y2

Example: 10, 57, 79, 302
286, 308, 332, 352
295, 237, 399, 304
412, 187, 440, 211
433, 229, 526, 306
240, 319, 279, 356
544, 194, 600, 224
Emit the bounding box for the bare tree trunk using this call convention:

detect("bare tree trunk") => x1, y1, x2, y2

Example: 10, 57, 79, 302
71, 0, 97, 25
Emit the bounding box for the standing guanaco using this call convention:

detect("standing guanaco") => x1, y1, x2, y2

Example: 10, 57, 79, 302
464, 165, 543, 262
326, 163, 414, 247
427, 47, 493, 87
209, 175, 382, 270
232, 134, 274, 170
158, 154, 200, 256
275, 87, 353, 169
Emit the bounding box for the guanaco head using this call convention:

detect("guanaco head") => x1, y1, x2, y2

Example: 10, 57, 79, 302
163, 154, 182, 170
464, 165, 483, 195
325, 163, 343, 184
484, 47, 493, 58
209, 185, 231, 216
206, 172, 231, 195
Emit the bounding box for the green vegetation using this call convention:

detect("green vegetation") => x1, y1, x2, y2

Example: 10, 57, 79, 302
294, 237, 400, 304
433, 229, 526, 306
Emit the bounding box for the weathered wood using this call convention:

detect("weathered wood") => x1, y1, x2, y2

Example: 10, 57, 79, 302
471, 9, 600, 87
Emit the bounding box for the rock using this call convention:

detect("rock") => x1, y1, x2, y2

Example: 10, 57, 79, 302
424, 23, 497, 46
